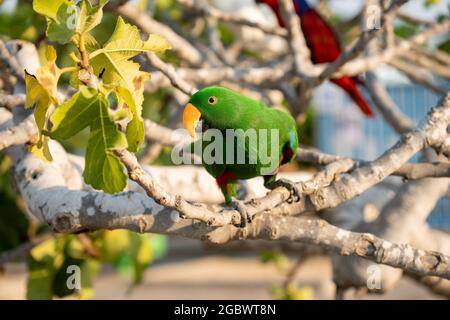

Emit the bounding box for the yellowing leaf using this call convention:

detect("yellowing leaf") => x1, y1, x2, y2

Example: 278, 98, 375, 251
30, 138, 53, 162
79, 287, 95, 300
89, 17, 169, 152
49, 87, 128, 193
89, 17, 169, 112
25, 46, 61, 161
100, 230, 131, 263
92, 16, 170, 60
31, 238, 56, 261
45, 44, 57, 61
136, 235, 152, 266
144, 34, 172, 53
36, 46, 60, 99
25, 73, 50, 111
25, 74, 53, 162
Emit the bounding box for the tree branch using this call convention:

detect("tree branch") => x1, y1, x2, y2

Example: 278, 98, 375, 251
8, 142, 450, 280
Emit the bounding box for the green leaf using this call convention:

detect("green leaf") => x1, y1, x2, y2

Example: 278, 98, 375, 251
48, 86, 97, 139
33, 0, 70, 21
84, 116, 128, 193
46, 1, 77, 44
40, 0, 107, 44
78, 0, 107, 35
115, 87, 145, 152
26, 255, 55, 300
78, 260, 100, 300
0, 3, 46, 41
97, 230, 153, 285
259, 250, 288, 270
49, 87, 128, 193
150, 235, 168, 260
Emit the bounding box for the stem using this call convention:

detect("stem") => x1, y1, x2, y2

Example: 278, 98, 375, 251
78, 33, 89, 68
60, 66, 78, 74
69, 52, 81, 64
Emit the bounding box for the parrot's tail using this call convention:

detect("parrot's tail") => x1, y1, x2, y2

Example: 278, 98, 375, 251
332, 77, 375, 117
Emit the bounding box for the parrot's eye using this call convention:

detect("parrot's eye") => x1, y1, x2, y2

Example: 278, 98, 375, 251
208, 96, 218, 105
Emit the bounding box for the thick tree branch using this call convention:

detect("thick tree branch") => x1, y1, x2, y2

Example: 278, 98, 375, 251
0, 113, 38, 151
0, 39, 25, 82
0, 93, 25, 110
7, 141, 450, 280
223, 215, 450, 280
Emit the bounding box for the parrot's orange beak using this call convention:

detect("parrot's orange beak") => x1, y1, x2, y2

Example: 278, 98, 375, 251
183, 103, 201, 138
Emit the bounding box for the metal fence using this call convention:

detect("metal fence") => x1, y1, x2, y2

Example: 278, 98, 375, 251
313, 81, 450, 230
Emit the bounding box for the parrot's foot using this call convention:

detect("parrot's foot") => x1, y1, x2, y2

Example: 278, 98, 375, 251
230, 199, 252, 228
267, 178, 301, 203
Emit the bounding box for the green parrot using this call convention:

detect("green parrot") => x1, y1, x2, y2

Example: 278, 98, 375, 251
182, 86, 299, 224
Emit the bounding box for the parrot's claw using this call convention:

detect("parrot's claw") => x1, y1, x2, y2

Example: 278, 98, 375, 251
268, 178, 301, 203
230, 199, 252, 228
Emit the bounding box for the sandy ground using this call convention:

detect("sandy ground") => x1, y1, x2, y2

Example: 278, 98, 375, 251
0, 238, 443, 300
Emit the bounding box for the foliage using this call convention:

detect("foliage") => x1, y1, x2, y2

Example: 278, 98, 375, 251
0, 156, 29, 256
0, 3, 45, 41
296, 108, 315, 147
394, 23, 419, 39
26, 231, 168, 299
0, 191, 29, 253
0, 0, 173, 300
424, 0, 442, 7
260, 250, 314, 300
0, 132, 167, 301
438, 39, 450, 54
25, 0, 171, 193
271, 282, 314, 300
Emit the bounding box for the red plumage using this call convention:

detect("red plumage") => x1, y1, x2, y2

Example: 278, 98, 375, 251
259, 0, 374, 117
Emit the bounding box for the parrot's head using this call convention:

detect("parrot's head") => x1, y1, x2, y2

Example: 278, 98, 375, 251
183, 86, 243, 138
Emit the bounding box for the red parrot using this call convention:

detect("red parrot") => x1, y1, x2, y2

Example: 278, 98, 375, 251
258, 0, 374, 117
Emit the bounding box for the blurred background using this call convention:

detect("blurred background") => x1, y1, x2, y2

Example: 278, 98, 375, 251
0, 0, 449, 299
